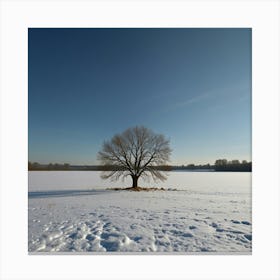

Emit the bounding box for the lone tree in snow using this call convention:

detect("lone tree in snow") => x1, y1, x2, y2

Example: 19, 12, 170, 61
98, 126, 171, 189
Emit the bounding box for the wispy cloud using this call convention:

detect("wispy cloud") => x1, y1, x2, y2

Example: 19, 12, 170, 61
173, 92, 212, 108
162, 89, 217, 113
163, 82, 250, 113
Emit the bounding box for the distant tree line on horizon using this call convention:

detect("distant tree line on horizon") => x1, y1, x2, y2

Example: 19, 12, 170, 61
213, 159, 252, 172
28, 159, 251, 172
28, 162, 71, 171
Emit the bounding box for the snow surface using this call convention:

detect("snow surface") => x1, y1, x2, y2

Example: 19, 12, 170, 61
28, 171, 251, 253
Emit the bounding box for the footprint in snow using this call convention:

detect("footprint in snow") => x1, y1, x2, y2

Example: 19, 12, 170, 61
182, 233, 193, 238
189, 226, 196, 230
85, 234, 95, 241
211, 222, 218, 228
241, 221, 251, 225
244, 234, 252, 241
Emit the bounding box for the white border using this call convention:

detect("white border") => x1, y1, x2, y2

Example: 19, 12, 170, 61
0, 0, 279, 279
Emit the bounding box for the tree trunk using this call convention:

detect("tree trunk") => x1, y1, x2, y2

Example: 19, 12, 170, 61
132, 175, 138, 188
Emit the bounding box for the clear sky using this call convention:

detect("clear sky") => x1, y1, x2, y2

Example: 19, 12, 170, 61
28, 28, 251, 165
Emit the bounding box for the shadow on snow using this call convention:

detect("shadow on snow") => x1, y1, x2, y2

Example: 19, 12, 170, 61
28, 189, 109, 199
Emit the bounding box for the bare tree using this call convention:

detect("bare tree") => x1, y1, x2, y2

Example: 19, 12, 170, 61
98, 126, 171, 189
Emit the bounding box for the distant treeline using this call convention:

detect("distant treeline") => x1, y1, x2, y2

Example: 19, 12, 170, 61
28, 159, 251, 172
176, 159, 251, 172
213, 159, 252, 172
28, 162, 172, 171
28, 162, 72, 171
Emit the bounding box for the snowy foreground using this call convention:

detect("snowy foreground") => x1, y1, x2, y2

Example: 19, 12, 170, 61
28, 171, 251, 253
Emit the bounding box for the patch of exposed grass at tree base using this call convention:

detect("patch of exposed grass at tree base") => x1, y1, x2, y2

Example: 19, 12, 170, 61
107, 186, 177, 192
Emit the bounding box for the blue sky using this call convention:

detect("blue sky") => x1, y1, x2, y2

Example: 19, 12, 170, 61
28, 28, 251, 165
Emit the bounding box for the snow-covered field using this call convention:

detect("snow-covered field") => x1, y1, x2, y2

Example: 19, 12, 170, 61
28, 171, 251, 253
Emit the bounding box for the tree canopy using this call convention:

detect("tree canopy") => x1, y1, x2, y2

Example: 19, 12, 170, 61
97, 126, 172, 188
